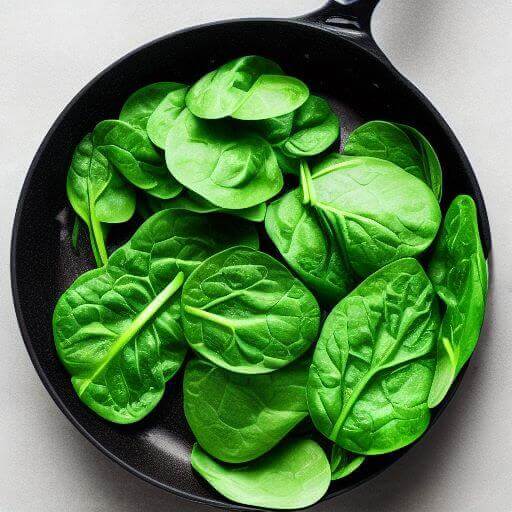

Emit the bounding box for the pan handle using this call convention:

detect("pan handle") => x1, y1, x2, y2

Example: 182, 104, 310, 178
299, 0, 382, 55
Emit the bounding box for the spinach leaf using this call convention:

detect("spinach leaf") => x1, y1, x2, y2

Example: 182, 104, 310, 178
184, 356, 309, 463
93, 120, 183, 199
308, 258, 440, 454
265, 187, 355, 305
344, 120, 442, 200
427, 195, 488, 407
181, 246, 321, 374
147, 190, 266, 222
304, 154, 441, 277
53, 209, 259, 423
190, 439, 331, 510
147, 86, 189, 148
66, 134, 136, 266
119, 82, 187, 131
330, 445, 365, 480
186, 55, 309, 120
165, 109, 283, 209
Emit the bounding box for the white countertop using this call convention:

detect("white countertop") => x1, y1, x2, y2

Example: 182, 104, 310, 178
1, 1, 511, 510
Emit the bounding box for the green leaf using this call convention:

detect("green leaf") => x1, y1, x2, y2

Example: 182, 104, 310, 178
93, 120, 183, 199
119, 82, 187, 130
146, 190, 267, 222
184, 356, 310, 463
181, 246, 320, 374
147, 86, 189, 148
344, 120, 442, 200
330, 445, 365, 480
190, 439, 331, 510
427, 195, 488, 407
265, 187, 355, 305
165, 109, 283, 209
186, 55, 309, 121
53, 209, 259, 423
305, 154, 441, 277
307, 258, 440, 454
66, 134, 136, 267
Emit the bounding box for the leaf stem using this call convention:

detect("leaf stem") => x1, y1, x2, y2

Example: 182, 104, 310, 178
77, 271, 185, 396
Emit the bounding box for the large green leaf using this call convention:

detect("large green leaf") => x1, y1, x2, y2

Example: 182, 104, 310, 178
184, 356, 309, 463
427, 195, 488, 407
66, 134, 136, 266
181, 246, 320, 374
191, 439, 331, 509
344, 120, 442, 200
165, 109, 283, 209
304, 154, 441, 277
186, 55, 309, 121
308, 258, 440, 454
265, 187, 355, 305
53, 210, 259, 423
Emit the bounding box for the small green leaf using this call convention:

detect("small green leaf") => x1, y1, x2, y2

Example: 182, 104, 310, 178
330, 445, 365, 480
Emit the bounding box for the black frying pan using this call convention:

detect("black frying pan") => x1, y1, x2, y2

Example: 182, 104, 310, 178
11, 1, 491, 510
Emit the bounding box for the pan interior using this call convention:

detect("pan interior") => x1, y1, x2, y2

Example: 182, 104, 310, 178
12, 19, 489, 511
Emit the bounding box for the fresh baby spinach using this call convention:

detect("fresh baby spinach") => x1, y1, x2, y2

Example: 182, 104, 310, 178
53, 209, 259, 423
427, 195, 488, 408
184, 356, 309, 463
265, 187, 355, 305
93, 119, 183, 199
66, 134, 136, 266
181, 246, 320, 374
330, 446, 365, 481
308, 258, 440, 454
165, 109, 283, 209
146, 86, 189, 148
119, 82, 187, 131
186, 55, 309, 120
147, 190, 266, 222
344, 120, 442, 200
190, 439, 331, 510
303, 154, 441, 277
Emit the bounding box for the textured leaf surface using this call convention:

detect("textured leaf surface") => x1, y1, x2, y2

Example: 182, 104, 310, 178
266, 188, 355, 305
182, 246, 320, 374
53, 210, 259, 423
344, 120, 442, 200
191, 439, 331, 509
308, 258, 440, 454
427, 195, 488, 407
184, 357, 309, 463
306, 154, 441, 277
165, 109, 282, 209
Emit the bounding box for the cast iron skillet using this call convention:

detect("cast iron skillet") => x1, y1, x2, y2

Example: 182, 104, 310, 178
11, 1, 491, 510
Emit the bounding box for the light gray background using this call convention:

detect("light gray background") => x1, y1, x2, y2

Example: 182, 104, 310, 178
1, 1, 511, 510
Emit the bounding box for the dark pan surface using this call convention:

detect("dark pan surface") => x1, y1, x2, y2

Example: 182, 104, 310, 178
11, 16, 491, 512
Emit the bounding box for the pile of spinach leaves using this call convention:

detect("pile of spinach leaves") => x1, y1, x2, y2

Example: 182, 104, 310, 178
56, 56, 488, 510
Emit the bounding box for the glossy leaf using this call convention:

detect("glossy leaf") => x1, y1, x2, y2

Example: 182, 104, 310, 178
93, 119, 182, 199
344, 120, 442, 200
53, 210, 259, 423
304, 154, 441, 277
265, 187, 355, 305
190, 439, 331, 509
184, 356, 309, 463
330, 445, 365, 480
147, 86, 189, 148
119, 82, 187, 130
165, 109, 283, 209
186, 55, 309, 121
182, 246, 321, 374
308, 258, 440, 454
427, 195, 488, 407
66, 134, 136, 266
